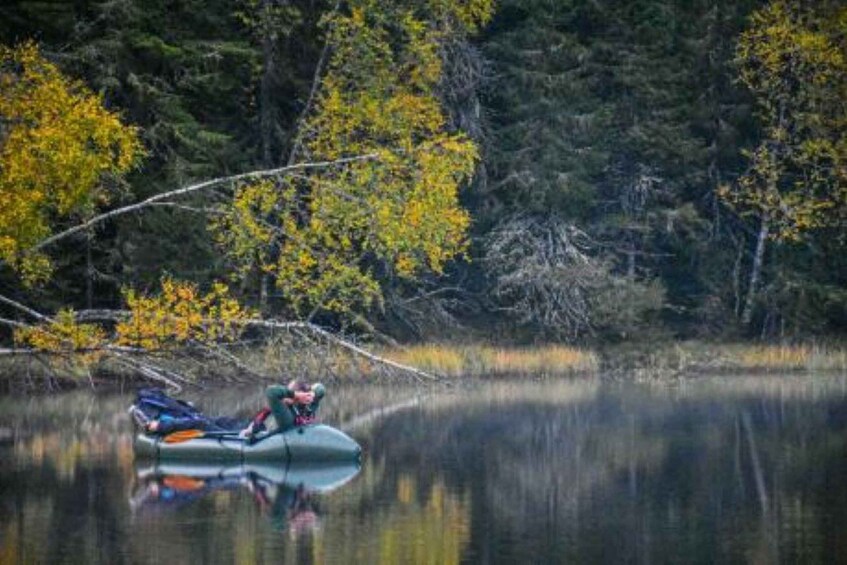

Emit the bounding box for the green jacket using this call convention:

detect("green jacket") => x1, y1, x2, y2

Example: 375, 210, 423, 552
266, 383, 325, 431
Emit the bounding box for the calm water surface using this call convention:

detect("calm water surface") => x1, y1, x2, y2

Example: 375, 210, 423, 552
2, 376, 847, 564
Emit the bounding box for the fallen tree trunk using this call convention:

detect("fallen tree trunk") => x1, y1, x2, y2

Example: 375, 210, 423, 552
0, 296, 442, 387
72, 312, 443, 381
29, 154, 378, 253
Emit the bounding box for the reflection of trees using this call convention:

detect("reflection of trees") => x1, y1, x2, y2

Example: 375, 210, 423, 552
1, 457, 132, 562
0, 392, 136, 562
351, 379, 847, 563
314, 473, 470, 565
0, 392, 135, 479
376, 478, 469, 564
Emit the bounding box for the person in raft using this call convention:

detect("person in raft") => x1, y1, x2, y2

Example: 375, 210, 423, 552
239, 380, 325, 439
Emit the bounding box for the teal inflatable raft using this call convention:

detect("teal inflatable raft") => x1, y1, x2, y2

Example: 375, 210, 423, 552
134, 424, 361, 463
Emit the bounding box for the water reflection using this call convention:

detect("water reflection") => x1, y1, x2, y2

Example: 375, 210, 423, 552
2, 377, 847, 563
131, 461, 360, 538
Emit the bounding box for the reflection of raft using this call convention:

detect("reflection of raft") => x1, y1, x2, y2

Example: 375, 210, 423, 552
134, 460, 362, 493
129, 459, 361, 518
134, 424, 361, 463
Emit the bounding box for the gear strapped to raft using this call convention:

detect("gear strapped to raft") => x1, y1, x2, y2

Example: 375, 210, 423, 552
130, 388, 210, 434
130, 388, 316, 438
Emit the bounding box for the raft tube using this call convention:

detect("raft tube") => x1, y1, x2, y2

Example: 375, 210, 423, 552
134, 424, 361, 463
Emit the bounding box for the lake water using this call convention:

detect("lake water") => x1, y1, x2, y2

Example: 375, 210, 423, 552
2, 375, 847, 564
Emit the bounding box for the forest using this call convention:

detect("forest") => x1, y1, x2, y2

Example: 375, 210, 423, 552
0, 0, 845, 382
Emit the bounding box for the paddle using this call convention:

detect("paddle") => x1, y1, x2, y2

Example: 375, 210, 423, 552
162, 429, 242, 443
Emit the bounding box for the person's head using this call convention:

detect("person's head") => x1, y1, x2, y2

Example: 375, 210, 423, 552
283, 380, 314, 407
288, 379, 312, 392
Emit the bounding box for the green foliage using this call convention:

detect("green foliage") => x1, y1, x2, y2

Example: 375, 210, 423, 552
475, 0, 760, 338
63, 0, 266, 292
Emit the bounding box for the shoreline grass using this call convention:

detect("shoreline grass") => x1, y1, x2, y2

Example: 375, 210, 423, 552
379, 344, 600, 378
2, 340, 846, 393
712, 343, 847, 372
380, 341, 847, 379
602, 341, 847, 376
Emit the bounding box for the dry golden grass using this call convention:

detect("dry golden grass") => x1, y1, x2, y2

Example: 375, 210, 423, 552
643, 342, 847, 374
733, 344, 847, 372
380, 344, 599, 377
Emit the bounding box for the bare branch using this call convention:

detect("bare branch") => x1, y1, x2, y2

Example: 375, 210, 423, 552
0, 293, 52, 322
285, 0, 342, 166
147, 203, 226, 215
247, 319, 441, 382
74, 309, 129, 323
114, 356, 183, 393
0, 316, 33, 330
29, 153, 379, 252
0, 347, 38, 355
188, 340, 268, 381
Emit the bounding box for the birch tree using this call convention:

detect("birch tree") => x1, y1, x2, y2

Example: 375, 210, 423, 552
720, 0, 847, 325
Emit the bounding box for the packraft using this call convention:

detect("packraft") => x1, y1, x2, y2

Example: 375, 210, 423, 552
129, 388, 361, 462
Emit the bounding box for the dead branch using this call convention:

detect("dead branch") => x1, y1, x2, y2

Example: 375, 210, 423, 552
0, 316, 31, 330
285, 0, 342, 166
147, 203, 226, 215
484, 215, 604, 339
0, 347, 38, 355
29, 153, 379, 252
74, 309, 129, 323
188, 340, 268, 381
114, 355, 183, 393
247, 319, 441, 382
0, 293, 52, 322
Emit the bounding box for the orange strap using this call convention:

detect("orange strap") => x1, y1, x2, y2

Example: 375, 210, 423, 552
162, 475, 206, 491
162, 429, 205, 443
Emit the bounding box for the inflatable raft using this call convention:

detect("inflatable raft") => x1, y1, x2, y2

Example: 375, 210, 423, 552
134, 424, 361, 463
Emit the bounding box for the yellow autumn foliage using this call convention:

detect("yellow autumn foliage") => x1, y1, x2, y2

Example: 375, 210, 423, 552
115, 278, 256, 349
211, 1, 492, 317
14, 309, 107, 361
0, 42, 142, 284
721, 2, 847, 240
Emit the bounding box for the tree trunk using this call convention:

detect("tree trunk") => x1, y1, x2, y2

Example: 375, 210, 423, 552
85, 231, 94, 310
259, 0, 275, 169
741, 213, 769, 326
259, 270, 269, 314
258, 0, 276, 315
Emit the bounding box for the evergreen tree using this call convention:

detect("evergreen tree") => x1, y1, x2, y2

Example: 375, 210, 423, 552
475, 0, 766, 340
